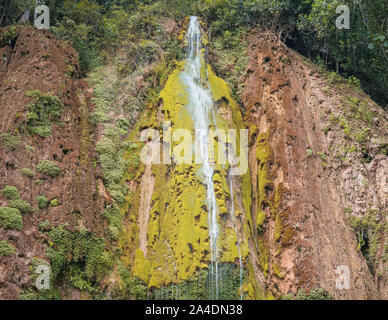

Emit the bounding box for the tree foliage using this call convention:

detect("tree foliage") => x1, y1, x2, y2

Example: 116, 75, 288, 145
1, 0, 386, 104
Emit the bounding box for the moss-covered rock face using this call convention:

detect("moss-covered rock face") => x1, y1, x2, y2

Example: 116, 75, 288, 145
120, 17, 258, 299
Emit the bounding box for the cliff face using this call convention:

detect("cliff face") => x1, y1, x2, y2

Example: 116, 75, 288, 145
0, 22, 386, 300
241, 31, 387, 299
0, 26, 105, 299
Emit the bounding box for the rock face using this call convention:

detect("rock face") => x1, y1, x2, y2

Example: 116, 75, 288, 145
0, 24, 386, 300
241, 31, 387, 299
0, 26, 104, 299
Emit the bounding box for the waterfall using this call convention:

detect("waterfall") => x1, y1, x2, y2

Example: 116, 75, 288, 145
181, 16, 220, 299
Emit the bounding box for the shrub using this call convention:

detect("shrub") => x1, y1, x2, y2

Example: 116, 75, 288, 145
0, 207, 23, 230
24, 91, 62, 138
1, 26, 17, 45
21, 168, 35, 178
282, 288, 333, 300
348, 212, 382, 271
37, 196, 49, 209
295, 288, 333, 300
38, 220, 51, 232
46, 225, 114, 290
50, 199, 59, 207
2, 186, 20, 200
9, 199, 33, 214
36, 160, 60, 177
0, 240, 15, 256
0, 133, 20, 150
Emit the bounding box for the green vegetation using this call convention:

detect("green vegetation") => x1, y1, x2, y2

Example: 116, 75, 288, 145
9, 199, 33, 214
2, 186, 20, 200
0, 240, 15, 256
343, 207, 353, 214
114, 262, 148, 300
1, 26, 17, 44
36, 160, 60, 177
306, 147, 313, 158
348, 211, 387, 273
282, 288, 333, 300
1, 186, 32, 213
38, 220, 52, 233
23, 91, 62, 138
45, 225, 114, 295
21, 168, 35, 178
153, 264, 244, 300
102, 206, 122, 241
50, 199, 59, 207
0, 133, 20, 150
20, 258, 60, 300
0, 206, 23, 230
37, 196, 49, 209
2, 0, 387, 106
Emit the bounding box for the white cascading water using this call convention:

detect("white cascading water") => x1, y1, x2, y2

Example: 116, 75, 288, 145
181, 16, 220, 299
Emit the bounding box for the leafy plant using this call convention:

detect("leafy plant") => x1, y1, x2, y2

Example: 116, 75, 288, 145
282, 288, 333, 300
46, 225, 115, 294
36, 160, 61, 177
38, 220, 52, 232
0, 240, 15, 256
50, 199, 60, 207
2, 186, 20, 200
0, 133, 20, 150
24, 91, 62, 138
37, 196, 49, 209
9, 199, 33, 214
21, 168, 35, 178
1, 26, 17, 45
0, 206, 23, 230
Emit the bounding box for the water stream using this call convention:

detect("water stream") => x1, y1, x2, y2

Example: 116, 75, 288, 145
181, 16, 220, 299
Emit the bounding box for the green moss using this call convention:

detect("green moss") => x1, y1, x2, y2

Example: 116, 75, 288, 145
258, 239, 269, 277
120, 22, 254, 295
272, 262, 284, 279
36, 160, 60, 177
0, 240, 15, 256
255, 132, 272, 231
2, 186, 20, 200
0, 206, 23, 230
244, 260, 265, 300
